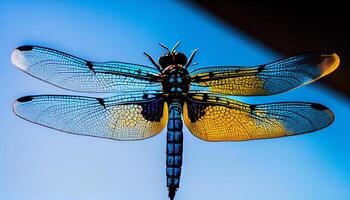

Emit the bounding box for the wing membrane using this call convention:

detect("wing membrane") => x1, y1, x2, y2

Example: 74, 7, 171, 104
13, 92, 168, 140
183, 93, 334, 141
190, 51, 339, 96
11, 45, 161, 92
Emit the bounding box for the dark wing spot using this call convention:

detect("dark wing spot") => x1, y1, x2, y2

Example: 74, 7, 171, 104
249, 105, 256, 114
86, 61, 94, 72
215, 97, 220, 102
208, 72, 214, 78
310, 103, 328, 111
250, 105, 257, 113
192, 76, 201, 82
140, 99, 164, 122
202, 93, 208, 101
17, 46, 33, 51
142, 93, 149, 99
257, 65, 265, 73
186, 100, 208, 123
97, 98, 106, 108
17, 96, 33, 102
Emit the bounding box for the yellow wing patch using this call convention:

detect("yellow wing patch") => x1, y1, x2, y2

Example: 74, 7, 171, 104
183, 93, 334, 141
183, 102, 286, 141
189, 51, 340, 96
108, 103, 168, 140
191, 69, 267, 96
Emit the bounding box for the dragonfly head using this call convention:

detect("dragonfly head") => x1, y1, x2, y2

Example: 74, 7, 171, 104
158, 42, 188, 70
159, 52, 188, 69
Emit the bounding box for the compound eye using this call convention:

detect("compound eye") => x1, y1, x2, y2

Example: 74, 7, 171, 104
175, 53, 187, 66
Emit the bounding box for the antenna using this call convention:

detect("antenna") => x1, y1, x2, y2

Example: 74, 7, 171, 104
185, 48, 199, 68
171, 41, 180, 53
159, 43, 170, 52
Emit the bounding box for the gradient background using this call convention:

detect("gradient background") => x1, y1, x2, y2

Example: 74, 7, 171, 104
1, 1, 350, 200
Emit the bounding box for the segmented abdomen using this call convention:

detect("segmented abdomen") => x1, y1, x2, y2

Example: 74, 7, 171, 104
166, 102, 183, 199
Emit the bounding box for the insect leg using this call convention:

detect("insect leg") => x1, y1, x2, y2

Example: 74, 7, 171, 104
143, 52, 162, 72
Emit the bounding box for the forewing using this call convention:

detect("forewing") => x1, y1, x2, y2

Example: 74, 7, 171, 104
11, 45, 161, 92
190, 51, 339, 96
13, 92, 168, 140
183, 93, 334, 141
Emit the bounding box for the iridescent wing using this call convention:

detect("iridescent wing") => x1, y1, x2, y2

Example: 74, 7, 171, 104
13, 92, 168, 140
189, 51, 340, 96
11, 45, 162, 93
183, 93, 334, 141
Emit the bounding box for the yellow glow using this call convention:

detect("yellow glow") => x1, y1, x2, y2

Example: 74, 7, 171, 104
319, 52, 340, 77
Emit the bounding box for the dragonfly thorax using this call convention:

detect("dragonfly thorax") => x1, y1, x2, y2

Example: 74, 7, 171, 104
162, 65, 190, 97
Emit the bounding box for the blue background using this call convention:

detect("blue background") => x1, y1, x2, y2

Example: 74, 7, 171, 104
1, 1, 349, 199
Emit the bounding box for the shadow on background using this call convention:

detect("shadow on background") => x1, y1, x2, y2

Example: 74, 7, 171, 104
189, 1, 350, 98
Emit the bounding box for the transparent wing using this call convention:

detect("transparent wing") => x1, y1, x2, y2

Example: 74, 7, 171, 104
183, 93, 334, 141
11, 45, 162, 93
13, 92, 168, 140
189, 51, 340, 96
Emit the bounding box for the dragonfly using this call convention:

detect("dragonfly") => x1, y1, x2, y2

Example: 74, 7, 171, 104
11, 42, 339, 200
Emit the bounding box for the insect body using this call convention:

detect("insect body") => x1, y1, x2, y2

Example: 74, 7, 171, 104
11, 42, 340, 200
